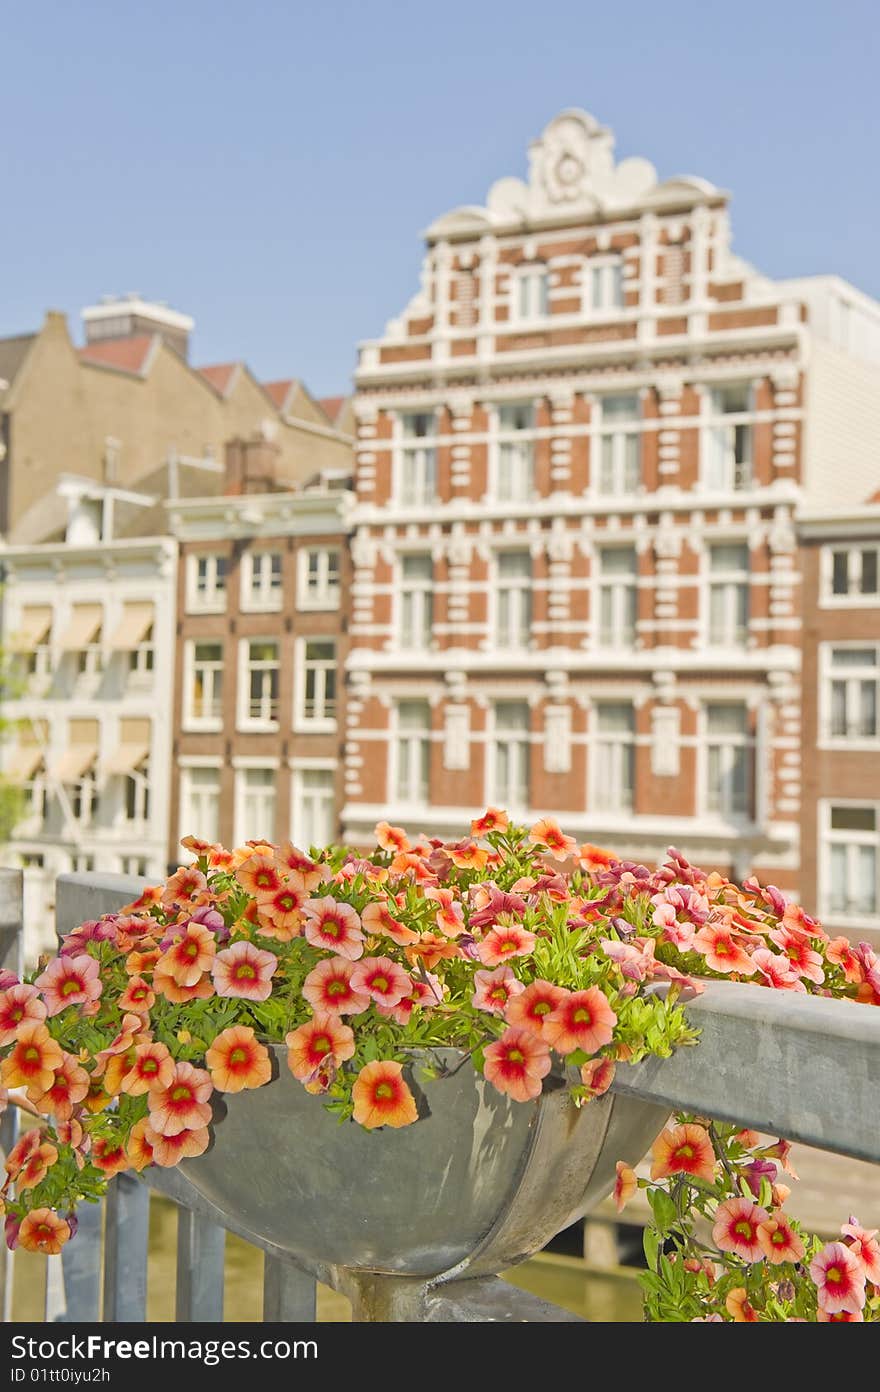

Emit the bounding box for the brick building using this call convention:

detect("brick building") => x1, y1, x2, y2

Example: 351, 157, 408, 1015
168, 435, 352, 862
341, 108, 880, 900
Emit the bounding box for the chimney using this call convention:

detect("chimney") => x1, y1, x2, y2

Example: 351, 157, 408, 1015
224, 433, 281, 496
81, 294, 194, 360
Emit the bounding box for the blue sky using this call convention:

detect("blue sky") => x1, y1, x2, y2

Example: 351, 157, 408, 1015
2, 1, 877, 396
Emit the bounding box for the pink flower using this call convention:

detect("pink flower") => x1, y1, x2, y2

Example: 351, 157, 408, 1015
0, 984, 47, 1045
302, 897, 364, 960
302, 957, 369, 1016
424, 887, 465, 938
477, 923, 536, 967
468, 882, 529, 930
211, 940, 277, 1001
712, 1197, 768, 1262
360, 901, 420, 946
543, 987, 617, 1057
34, 954, 103, 1016
483, 1027, 552, 1103
580, 1057, 615, 1098
768, 925, 825, 985
810, 1241, 867, 1315
505, 979, 567, 1037
528, 818, 578, 861
147, 1061, 213, 1137
349, 956, 412, 1009
841, 1218, 880, 1285
692, 924, 757, 976
471, 966, 525, 1016
751, 948, 806, 992
600, 937, 656, 981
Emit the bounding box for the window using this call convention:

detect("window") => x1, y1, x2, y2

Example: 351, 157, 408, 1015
398, 412, 436, 506
592, 704, 635, 814
72, 853, 95, 874
490, 702, 530, 809
180, 766, 221, 844
22, 767, 48, 828
292, 767, 336, 850
597, 395, 640, 495
298, 640, 337, 727
496, 402, 535, 502
704, 385, 752, 491
705, 704, 752, 820
494, 552, 532, 649
121, 856, 149, 877
124, 760, 150, 825
241, 640, 280, 727
300, 549, 341, 609
26, 644, 52, 688
243, 552, 283, 610
76, 628, 104, 681
186, 642, 224, 728
398, 554, 433, 649
235, 767, 277, 846
708, 544, 750, 647
828, 547, 880, 602
187, 553, 227, 612
825, 646, 879, 741
394, 701, 431, 804
597, 547, 638, 647
513, 268, 549, 321
824, 805, 879, 920
128, 625, 155, 681
589, 259, 624, 313
71, 774, 98, 827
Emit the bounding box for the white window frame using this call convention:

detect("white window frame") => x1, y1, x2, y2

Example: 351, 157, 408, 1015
590, 704, 636, 815
819, 642, 880, 749
587, 257, 624, 316
820, 799, 880, 928
700, 703, 753, 825
237, 638, 281, 731
595, 395, 641, 496
240, 551, 283, 613
127, 626, 155, 686
822, 545, 880, 607
702, 384, 754, 493
397, 553, 434, 651
233, 763, 278, 848
179, 762, 222, 847
511, 266, 549, 323
491, 401, 536, 504
706, 542, 750, 648
294, 637, 337, 732
75, 635, 104, 684
298, 548, 342, 610
122, 760, 151, 829
71, 772, 98, 829
487, 701, 531, 812
20, 766, 48, 834
491, 551, 532, 650
290, 760, 337, 851
183, 639, 224, 732
596, 547, 638, 649
395, 411, 437, 507
390, 700, 431, 806
186, 553, 228, 614
120, 855, 150, 878
25, 643, 53, 691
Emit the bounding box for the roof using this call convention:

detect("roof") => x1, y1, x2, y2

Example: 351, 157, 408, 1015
78, 335, 156, 376
0, 333, 37, 396
263, 378, 297, 411
197, 362, 240, 397
318, 395, 345, 424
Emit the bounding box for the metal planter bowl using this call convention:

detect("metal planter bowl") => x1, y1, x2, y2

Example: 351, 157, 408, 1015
179, 1045, 666, 1282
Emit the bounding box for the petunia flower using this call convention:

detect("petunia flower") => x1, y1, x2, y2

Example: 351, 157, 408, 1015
505, 979, 567, 1038
91, 1138, 130, 1177
34, 954, 103, 1016
756, 1211, 805, 1264
126, 1117, 155, 1171
212, 940, 277, 1001
528, 818, 578, 861
302, 957, 369, 1016
27, 1052, 90, 1122
471, 965, 525, 1016
255, 886, 306, 941
155, 922, 216, 987
205, 1025, 272, 1092
147, 1061, 213, 1137
580, 1057, 616, 1098
483, 1027, 551, 1103
301, 897, 365, 960
810, 1241, 867, 1315
471, 808, 509, 836
650, 1123, 716, 1185
286, 1014, 355, 1083
360, 901, 420, 946
712, 1197, 769, 1262
17, 1141, 59, 1191
543, 987, 617, 1056
841, 1219, 880, 1285
349, 956, 413, 1010
374, 821, 410, 854
352, 1060, 418, 1129
153, 967, 215, 1004
767, 925, 825, 985
143, 1123, 211, 1168
0, 984, 47, 1045
826, 937, 863, 984
424, 887, 466, 938
18, 1208, 71, 1255
750, 948, 806, 992
1, 1022, 64, 1092
725, 1288, 760, 1321
477, 923, 536, 967
121, 1041, 175, 1096
692, 925, 757, 975
161, 865, 208, 907
614, 1161, 637, 1212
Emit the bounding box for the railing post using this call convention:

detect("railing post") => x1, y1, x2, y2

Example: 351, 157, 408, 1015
47, 1199, 103, 1321
262, 1254, 317, 1322
176, 1209, 225, 1322
103, 1174, 150, 1322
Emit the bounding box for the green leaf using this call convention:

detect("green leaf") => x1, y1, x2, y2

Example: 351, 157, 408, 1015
643, 1226, 660, 1269
648, 1186, 678, 1233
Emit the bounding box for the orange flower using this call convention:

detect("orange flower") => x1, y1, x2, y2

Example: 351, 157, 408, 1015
544, 987, 618, 1057
0, 984, 47, 1045
302, 957, 369, 1016
18, 1208, 71, 1255
126, 946, 161, 975
471, 808, 509, 836
208, 845, 235, 871
17, 1141, 59, 1191
580, 1057, 616, 1098
161, 865, 208, 907
424, 887, 466, 938
692, 924, 757, 976
235, 853, 284, 898
477, 923, 536, 967
505, 979, 566, 1038
118, 975, 156, 1015
91, 1137, 130, 1177
725, 1287, 760, 1322
650, 1123, 716, 1185
286, 1014, 355, 1083
148, 1061, 213, 1136
471, 966, 525, 1016
126, 1117, 156, 1171
826, 936, 863, 984
302, 897, 365, 960
2, 1022, 64, 1092
374, 821, 411, 854
273, 844, 326, 890
349, 956, 412, 1009
120, 884, 163, 914
404, 933, 461, 971
757, 1211, 805, 1264
82, 1079, 112, 1113
206, 1026, 272, 1092
614, 1161, 637, 1212
5, 1128, 44, 1180
360, 901, 420, 946
576, 844, 617, 872
351, 1060, 418, 1129
528, 818, 578, 861
255, 886, 305, 940
120, 1041, 175, 1095
143, 1123, 211, 1168
483, 1028, 552, 1103
27, 1052, 90, 1122
448, 839, 489, 870
156, 922, 216, 987
153, 966, 215, 1004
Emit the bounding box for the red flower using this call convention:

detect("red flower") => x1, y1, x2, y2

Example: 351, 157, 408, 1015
148, 1061, 213, 1137
349, 956, 412, 1009
712, 1197, 769, 1262
543, 987, 617, 1056
505, 979, 566, 1038
651, 1123, 716, 1185
471, 808, 509, 836
302, 957, 369, 1016
483, 1027, 551, 1103
477, 923, 536, 967
0, 984, 46, 1045
471, 966, 525, 1016
285, 1014, 355, 1083
351, 1060, 418, 1128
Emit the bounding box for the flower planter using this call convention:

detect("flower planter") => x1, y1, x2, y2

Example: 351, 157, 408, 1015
179, 1044, 667, 1282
